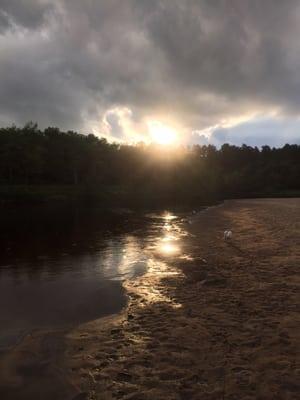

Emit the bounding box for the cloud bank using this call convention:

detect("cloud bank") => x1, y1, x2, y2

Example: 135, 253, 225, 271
1, 0, 300, 146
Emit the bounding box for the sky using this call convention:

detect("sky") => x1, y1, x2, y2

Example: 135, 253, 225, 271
1, 0, 300, 147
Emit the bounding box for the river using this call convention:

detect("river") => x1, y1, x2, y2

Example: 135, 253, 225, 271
0, 205, 189, 350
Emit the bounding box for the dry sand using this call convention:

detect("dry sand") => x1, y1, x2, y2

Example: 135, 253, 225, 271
63, 198, 300, 400
1, 198, 299, 400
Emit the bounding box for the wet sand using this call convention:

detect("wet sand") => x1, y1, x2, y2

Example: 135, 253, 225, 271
1, 198, 300, 399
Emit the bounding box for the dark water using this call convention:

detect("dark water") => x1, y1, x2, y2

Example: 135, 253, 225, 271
0, 205, 184, 349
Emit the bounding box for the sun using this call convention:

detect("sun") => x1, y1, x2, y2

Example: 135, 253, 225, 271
147, 120, 177, 145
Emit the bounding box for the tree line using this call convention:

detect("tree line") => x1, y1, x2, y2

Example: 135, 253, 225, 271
0, 123, 299, 206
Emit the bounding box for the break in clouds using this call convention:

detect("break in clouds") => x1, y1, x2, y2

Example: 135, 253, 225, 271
1, 0, 300, 146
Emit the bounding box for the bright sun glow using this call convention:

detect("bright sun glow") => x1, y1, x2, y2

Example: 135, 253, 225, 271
160, 243, 179, 255
163, 212, 177, 221
148, 120, 177, 145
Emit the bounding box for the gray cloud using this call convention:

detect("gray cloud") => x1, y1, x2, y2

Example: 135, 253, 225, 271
0, 0, 52, 31
0, 0, 300, 145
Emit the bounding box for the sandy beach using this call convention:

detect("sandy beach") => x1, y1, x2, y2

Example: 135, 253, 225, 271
62, 198, 299, 399
1, 198, 299, 399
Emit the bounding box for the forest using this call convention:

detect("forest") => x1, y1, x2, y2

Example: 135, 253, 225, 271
0, 123, 299, 207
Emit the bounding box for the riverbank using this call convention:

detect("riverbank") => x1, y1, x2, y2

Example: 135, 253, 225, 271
63, 198, 299, 400
1, 198, 299, 399
1, 184, 299, 208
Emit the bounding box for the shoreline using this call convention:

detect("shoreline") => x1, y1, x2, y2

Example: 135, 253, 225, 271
63, 198, 300, 400
1, 198, 299, 399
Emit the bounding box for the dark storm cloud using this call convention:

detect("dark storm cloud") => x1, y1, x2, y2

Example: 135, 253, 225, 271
0, 0, 300, 145
0, 0, 52, 31
142, 0, 300, 111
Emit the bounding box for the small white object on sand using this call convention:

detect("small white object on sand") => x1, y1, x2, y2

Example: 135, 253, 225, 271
224, 230, 233, 240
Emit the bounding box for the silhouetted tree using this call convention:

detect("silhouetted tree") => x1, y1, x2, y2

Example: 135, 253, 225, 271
0, 123, 299, 206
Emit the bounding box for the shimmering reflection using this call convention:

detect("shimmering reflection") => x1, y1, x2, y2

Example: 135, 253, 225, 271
163, 212, 177, 221
0, 206, 192, 348
162, 234, 176, 242
100, 235, 148, 280
154, 212, 188, 257
163, 223, 171, 231
179, 254, 194, 261
0, 207, 177, 347
127, 210, 191, 310
125, 259, 183, 309
160, 242, 180, 255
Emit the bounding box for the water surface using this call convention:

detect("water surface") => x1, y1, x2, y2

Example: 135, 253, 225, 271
0, 205, 186, 348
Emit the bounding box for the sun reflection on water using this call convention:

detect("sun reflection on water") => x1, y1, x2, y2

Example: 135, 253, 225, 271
161, 234, 177, 242
125, 258, 183, 309
163, 212, 177, 221
163, 223, 171, 232
125, 211, 192, 310
159, 242, 180, 255
154, 213, 187, 257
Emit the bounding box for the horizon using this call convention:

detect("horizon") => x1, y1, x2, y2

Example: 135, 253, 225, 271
2, 121, 300, 150
1, 1, 300, 147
